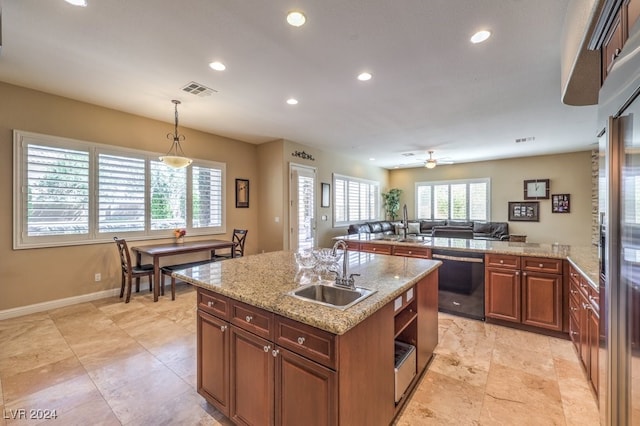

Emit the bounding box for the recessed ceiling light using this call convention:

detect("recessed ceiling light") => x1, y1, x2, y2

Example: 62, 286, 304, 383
470, 30, 491, 44
369, 158, 375, 161
65, 0, 87, 6
357, 72, 373, 81
209, 61, 226, 71
287, 11, 306, 27
286, 98, 299, 105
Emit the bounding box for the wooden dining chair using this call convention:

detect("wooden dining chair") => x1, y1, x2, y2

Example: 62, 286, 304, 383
113, 237, 154, 303
212, 229, 248, 261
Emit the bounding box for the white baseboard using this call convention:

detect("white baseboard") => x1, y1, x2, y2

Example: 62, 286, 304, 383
0, 288, 122, 321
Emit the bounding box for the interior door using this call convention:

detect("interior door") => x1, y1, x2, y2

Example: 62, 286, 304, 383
289, 164, 316, 251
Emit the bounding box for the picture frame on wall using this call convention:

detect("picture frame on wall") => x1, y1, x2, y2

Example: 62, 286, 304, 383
235, 178, 249, 208
321, 183, 330, 208
508, 201, 540, 222
551, 194, 570, 213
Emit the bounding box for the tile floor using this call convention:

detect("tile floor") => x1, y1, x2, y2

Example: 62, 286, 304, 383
0, 284, 600, 425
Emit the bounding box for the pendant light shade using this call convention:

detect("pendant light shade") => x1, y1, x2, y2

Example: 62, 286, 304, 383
159, 100, 192, 169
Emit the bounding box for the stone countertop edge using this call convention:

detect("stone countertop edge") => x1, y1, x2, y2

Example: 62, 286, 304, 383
338, 233, 601, 291
172, 250, 441, 335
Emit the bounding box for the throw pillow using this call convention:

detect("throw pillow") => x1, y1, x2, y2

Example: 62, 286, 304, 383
408, 222, 420, 234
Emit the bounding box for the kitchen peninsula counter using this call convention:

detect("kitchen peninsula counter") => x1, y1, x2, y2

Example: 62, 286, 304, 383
337, 233, 599, 289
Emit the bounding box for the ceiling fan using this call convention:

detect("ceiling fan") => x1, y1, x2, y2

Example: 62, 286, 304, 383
424, 150, 453, 169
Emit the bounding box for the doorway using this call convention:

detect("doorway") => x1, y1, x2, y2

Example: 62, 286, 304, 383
289, 164, 316, 251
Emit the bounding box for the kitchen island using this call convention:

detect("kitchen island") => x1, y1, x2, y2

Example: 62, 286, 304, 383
174, 250, 441, 426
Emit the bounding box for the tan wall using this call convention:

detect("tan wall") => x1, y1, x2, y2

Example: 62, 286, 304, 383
389, 151, 593, 245
257, 139, 286, 253
0, 82, 259, 310
282, 140, 390, 249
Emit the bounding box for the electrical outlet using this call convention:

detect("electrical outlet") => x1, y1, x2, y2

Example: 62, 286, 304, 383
94, 273, 101, 282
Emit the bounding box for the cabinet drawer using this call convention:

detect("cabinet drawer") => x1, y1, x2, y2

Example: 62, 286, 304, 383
485, 254, 520, 269
569, 265, 581, 287
569, 292, 580, 323
345, 240, 361, 251
360, 243, 392, 255
275, 316, 336, 369
198, 289, 230, 320
393, 246, 431, 258
522, 257, 562, 275
230, 300, 274, 340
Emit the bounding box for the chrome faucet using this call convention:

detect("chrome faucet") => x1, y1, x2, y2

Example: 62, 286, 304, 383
331, 239, 360, 289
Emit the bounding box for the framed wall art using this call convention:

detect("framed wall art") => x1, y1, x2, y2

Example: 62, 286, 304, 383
551, 194, 570, 213
508, 201, 540, 222
235, 178, 249, 208
321, 183, 330, 208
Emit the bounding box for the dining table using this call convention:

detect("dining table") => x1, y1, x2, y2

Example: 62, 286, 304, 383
131, 239, 236, 302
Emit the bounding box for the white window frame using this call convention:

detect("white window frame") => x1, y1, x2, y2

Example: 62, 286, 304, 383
415, 178, 491, 221
13, 130, 226, 249
332, 173, 380, 227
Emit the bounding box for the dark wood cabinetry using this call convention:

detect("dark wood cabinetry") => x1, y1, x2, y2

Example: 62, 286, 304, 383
485, 254, 563, 331
592, 0, 640, 84
568, 265, 599, 395
197, 272, 439, 425
197, 310, 230, 417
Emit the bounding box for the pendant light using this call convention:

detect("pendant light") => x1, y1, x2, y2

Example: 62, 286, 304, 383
159, 100, 192, 169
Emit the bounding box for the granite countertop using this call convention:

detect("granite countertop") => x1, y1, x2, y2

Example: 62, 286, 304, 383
173, 250, 441, 335
338, 233, 600, 289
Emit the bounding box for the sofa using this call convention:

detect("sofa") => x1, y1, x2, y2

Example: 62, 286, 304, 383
347, 219, 509, 241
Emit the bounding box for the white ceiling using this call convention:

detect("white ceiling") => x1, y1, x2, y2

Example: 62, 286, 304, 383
0, 0, 598, 169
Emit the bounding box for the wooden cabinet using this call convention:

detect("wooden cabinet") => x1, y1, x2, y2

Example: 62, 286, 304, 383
568, 265, 599, 395
595, 0, 640, 84
197, 270, 439, 425
359, 242, 392, 255
485, 254, 563, 331
230, 325, 274, 426
197, 310, 230, 416
392, 245, 431, 259
275, 347, 337, 426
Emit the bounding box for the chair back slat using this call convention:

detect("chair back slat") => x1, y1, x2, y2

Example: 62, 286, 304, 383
113, 237, 132, 274
232, 229, 248, 257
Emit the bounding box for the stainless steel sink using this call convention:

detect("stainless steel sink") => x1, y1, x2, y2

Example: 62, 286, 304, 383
289, 283, 376, 310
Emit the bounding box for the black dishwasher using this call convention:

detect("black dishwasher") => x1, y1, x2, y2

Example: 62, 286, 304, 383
431, 249, 485, 320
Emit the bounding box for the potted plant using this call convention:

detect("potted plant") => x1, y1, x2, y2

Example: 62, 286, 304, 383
381, 188, 403, 220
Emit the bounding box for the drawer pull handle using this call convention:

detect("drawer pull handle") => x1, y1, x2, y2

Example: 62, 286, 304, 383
522, 272, 527, 276
538, 263, 543, 268
220, 325, 227, 332
499, 260, 504, 264
207, 301, 215, 307
570, 289, 577, 295
272, 349, 280, 357
570, 307, 577, 312
515, 271, 520, 276
297, 337, 305, 345
408, 251, 412, 255
263, 345, 271, 352
570, 331, 578, 336
245, 315, 253, 323
582, 303, 592, 311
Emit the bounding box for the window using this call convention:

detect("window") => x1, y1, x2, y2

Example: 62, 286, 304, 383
14, 130, 226, 249
333, 174, 380, 226
416, 178, 490, 221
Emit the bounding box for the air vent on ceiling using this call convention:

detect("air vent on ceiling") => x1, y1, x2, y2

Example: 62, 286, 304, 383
400, 152, 416, 157
515, 136, 536, 143
181, 81, 217, 97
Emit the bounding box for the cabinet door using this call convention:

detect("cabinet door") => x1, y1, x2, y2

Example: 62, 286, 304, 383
521, 271, 562, 331
275, 347, 337, 426
588, 309, 599, 395
230, 326, 275, 426
197, 310, 230, 416
485, 268, 520, 322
